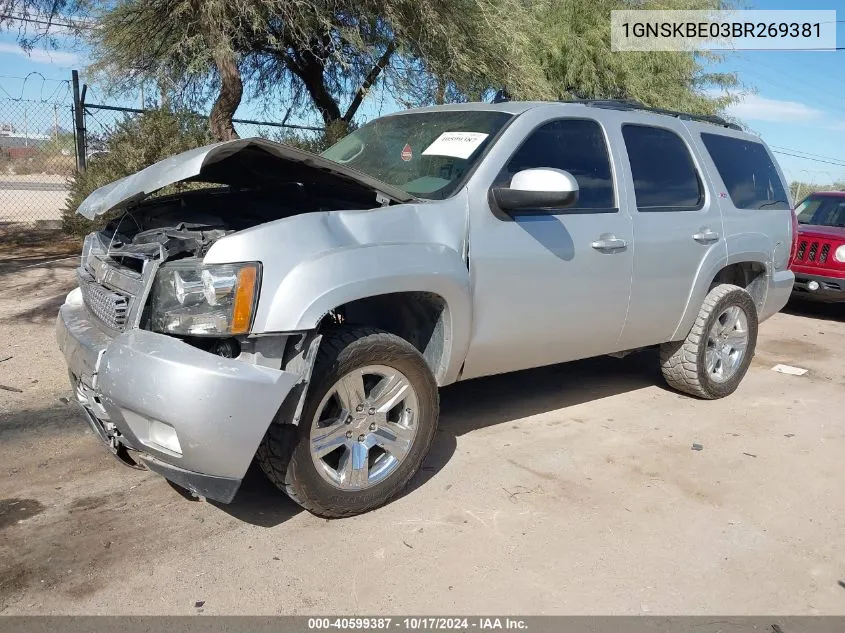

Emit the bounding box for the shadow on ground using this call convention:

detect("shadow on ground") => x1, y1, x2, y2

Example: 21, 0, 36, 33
203, 352, 661, 527
0, 403, 83, 439
783, 298, 844, 323
2, 349, 663, 529
404, 351, 661, 500
208, 464, 302, 527
0, 252, 76, 325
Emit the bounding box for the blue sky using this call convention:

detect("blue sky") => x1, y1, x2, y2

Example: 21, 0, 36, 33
1, 0, 843, 184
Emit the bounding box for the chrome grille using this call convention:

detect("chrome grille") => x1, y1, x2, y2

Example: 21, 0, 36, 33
78, 269, 131, 330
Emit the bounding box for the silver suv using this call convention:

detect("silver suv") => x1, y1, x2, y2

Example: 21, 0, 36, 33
57, 100, 795, 517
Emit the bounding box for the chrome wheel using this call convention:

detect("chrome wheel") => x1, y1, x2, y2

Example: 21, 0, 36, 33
309, 365, 419, 491
705, 305, 749, 383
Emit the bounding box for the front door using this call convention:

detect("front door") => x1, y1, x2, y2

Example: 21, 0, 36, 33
461, 116, 634, 380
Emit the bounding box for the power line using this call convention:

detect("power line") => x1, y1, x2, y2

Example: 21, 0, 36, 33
771, 149, 845, 168
740, 68, 845, 114
0, 73, 68, 82
770, 145, 845, 163
0, 12, 92, 30
746, 55, 845, 102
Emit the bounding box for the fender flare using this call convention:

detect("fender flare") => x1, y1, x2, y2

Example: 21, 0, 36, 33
671, 233, 772, 341
255, 243, 473, 385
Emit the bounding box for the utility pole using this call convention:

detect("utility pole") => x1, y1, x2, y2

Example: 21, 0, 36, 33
72, 69, 86, 171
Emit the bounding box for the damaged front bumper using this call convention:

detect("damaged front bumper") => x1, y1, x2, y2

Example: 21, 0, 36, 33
56, 288, 300, 503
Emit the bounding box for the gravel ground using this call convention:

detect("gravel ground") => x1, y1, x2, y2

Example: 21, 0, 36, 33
0, 255, 843, 615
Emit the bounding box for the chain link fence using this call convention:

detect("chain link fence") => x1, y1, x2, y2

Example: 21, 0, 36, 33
82, 103, 325, 157
0, 97, 76, 228
1, 73, 324, 233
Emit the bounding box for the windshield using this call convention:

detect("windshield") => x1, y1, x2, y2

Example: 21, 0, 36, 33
321, 110, 512, 200
795, 195, 845, 227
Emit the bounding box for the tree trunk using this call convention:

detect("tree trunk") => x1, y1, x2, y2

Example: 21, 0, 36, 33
209, 48, 243, 141
343, 41, 396, 122
190, 0, 242, 141
290, 51, 343, 127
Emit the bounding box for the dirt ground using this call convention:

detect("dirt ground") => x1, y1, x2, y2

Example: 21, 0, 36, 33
1, 248, 844, 615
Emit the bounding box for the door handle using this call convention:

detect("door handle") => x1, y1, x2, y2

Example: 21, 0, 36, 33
591, 236, 628, 252
693, 230, 720, 244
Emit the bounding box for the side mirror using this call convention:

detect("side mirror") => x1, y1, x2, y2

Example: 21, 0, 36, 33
491, 168, 579, 211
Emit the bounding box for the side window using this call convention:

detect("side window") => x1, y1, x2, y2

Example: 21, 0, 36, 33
700, 133, 789, 210
502, 119, 615, 210
622, 124, 703, 211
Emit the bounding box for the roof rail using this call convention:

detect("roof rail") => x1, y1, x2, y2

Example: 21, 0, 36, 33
562, 98, 743, 131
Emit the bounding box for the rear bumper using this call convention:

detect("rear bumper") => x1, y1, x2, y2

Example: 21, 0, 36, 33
759, 269, 795, 321
56, 289, 300, 502
791, 272, 845, 303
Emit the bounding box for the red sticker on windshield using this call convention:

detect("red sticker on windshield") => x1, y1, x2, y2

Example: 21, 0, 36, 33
400, 144, 413, 162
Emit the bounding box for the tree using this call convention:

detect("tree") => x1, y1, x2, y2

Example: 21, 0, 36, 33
533, 0, 740, 115
90, 0, 549, 140
91, 0, 744, 140
790, 180, 845, 202
92, 0, 248, 141
0, 1, 89, 47
62, 107, 213, 234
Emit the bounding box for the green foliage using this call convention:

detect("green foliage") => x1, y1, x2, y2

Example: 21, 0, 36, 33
790, 181, 845, 202
89, 0, 743, 131
532, 0, 740, 115
274, 120, 353, 154
89, 0, 550, 128
62, 108, 213, 235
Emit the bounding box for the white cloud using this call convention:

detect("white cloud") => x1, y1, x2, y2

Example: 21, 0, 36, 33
723, 94, 825, 123
0, 42, 80, 67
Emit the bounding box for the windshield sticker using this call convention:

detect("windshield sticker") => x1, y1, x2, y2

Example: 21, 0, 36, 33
401, 143, 413, 162
422, 132, 489, 159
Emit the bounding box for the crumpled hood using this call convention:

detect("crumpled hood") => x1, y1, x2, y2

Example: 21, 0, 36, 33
76, 137, 414, 219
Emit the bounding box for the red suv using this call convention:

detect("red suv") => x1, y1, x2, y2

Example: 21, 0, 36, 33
790, 191, 845, 302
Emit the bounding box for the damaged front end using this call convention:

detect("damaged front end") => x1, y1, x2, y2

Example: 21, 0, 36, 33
58, 137, 408, 501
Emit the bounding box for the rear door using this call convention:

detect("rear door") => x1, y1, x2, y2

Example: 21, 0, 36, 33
698, 132, 793, 270
616, 120, 726, 349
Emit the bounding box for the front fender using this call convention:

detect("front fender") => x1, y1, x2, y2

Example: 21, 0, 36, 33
256, 243, 472, 385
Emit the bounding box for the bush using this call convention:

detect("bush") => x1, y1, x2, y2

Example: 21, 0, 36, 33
62, 108, 213, 235
274, 120, 351, 154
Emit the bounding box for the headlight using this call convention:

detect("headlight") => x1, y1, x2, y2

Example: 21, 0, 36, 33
81, 232, 105, 267
149, 261, 260, 336
834, 245, 845, 263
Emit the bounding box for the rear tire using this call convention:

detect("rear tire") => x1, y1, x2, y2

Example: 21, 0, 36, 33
660, 284, 758, 399
257, 327, 439, 518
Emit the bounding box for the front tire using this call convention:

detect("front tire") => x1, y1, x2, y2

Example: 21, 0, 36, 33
660, 284, 758, 399
257, 327, 439, 518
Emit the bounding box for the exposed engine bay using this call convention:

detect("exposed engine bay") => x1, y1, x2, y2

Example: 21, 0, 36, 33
74, 137, 413, 354
94, 183, 378, 267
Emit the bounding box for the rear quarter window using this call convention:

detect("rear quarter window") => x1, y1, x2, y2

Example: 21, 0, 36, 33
700, 133, 789, 210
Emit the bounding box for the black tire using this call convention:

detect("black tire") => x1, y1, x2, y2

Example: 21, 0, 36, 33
256, 326, 439, 518
659, 283, 758, 399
